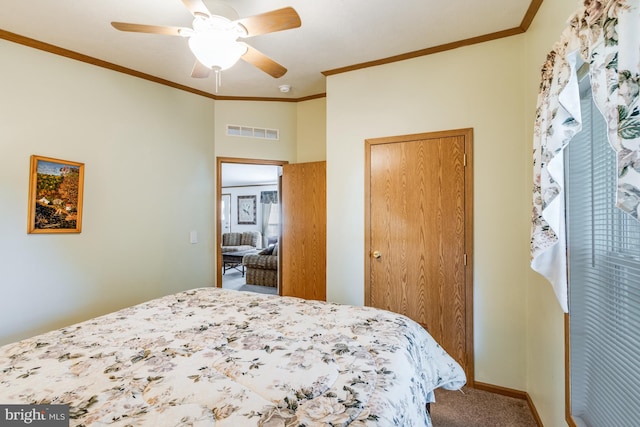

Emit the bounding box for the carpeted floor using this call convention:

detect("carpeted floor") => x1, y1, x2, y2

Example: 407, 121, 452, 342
221, 269, 278, 295
430, 387, 538, 427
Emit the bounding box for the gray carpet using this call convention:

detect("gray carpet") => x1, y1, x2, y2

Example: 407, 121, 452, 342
431, 387, 538, 427
221, 269, 278, 295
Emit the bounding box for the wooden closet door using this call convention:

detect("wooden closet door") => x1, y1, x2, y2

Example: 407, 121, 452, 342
365, 129, 474, 384
281, 161, 326, 301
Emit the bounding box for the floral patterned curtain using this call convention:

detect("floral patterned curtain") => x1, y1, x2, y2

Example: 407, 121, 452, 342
260, 191, 278, 204
531, 0, 640, 312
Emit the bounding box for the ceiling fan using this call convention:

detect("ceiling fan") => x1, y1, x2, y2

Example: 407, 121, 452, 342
111, 0, 301, 90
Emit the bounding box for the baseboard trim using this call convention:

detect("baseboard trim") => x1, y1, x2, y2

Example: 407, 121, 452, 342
526, 393, 544, 427
473, 382, 544, 427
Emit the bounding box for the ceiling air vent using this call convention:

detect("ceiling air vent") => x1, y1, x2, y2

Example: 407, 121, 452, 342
226, 125, 279, 140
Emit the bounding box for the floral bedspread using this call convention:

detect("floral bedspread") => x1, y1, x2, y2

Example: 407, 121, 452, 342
0, 287, 465, 426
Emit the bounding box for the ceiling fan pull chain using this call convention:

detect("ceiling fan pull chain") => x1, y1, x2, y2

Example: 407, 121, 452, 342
214, 68, 222, 93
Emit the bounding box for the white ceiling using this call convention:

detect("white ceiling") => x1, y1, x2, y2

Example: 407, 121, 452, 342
221, 163, 280, 187
0, 0, 537, 100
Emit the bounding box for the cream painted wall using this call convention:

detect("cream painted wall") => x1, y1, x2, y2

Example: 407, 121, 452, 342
0, 1, 577, 422
326, 36, 529, 390
325, 0, 580, 425
524, 0, 580, 426
296, 98, 327, 162
212, 98, 325, 165
0, 40, 216, 346
214, 100, 297, 162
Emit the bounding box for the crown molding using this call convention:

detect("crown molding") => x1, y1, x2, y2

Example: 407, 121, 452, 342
323, 0, 543, 77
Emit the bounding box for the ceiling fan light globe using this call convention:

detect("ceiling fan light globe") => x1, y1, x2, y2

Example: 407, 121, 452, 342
188, 34, 247, 71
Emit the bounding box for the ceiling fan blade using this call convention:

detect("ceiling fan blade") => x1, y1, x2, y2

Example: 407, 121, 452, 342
181, 0, 212, 18
111, 22, 185, 36
191, 61, 211, 78
241, 44, 287, 78
236, 7, 301, 37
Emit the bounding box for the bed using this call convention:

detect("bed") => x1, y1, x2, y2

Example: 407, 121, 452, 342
0, 287, 465, 426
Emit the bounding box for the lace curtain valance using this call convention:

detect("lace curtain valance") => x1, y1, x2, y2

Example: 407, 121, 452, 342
531, 0, 640, 312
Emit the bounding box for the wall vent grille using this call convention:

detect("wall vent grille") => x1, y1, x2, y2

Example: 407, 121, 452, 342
226, 125, 279, 140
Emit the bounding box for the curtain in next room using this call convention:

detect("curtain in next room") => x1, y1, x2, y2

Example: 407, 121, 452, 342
260, 190, 278, 248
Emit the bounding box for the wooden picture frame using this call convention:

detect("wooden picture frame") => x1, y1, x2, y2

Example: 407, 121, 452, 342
27, 155, 85, 234
237, 195, 257, 225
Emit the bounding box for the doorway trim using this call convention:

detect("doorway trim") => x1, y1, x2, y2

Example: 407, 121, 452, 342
216, 157, 288, 289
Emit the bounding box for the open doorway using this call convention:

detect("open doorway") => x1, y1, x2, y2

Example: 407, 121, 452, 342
216, 157, 288, 295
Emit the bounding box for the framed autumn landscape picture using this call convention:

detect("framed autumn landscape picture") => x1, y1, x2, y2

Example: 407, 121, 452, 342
27, 155, 85, 234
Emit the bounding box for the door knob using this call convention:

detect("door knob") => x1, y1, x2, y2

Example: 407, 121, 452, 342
372, 251, 382, 259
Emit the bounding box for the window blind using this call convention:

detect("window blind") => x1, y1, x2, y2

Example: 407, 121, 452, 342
565, 77, 640, 426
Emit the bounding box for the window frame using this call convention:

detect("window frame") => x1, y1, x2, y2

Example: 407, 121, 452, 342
564, 65, 640, 427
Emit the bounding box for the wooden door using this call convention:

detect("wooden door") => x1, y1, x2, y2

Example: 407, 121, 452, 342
281, 161, 326, 301
365, 129, 474, 384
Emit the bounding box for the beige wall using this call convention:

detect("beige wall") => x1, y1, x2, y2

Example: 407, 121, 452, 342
214, 100, 298, 162
0, 41, 317, 346
0, 39, 216, 345
212, 98, 326, 164
524, 0, 580, 426
326, 35, 529, 388
0, 40, 297, 344
0, 0, 579, 423
296, 98, 327, 162
325, 0, 579, 424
